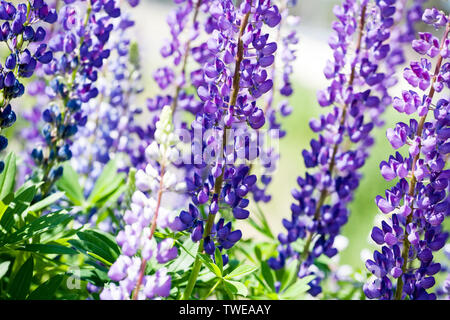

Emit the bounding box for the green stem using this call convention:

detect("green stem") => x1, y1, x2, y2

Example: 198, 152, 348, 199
182, 246, 204, 299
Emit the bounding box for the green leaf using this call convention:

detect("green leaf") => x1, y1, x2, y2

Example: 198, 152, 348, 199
280, 260, 300, 292
0, 152, 16, 201
248, 203, 275, 239
280, 275, 315, 300
254, 245, 262, 261
224, 279, 248, 297
225, 264, 258, 280
168, 238, 198, 273
214, 248, 223, 274
55, 163, 84, 206
199, 253, 222, 278
70, 229, 120, 264
19, 243, 77, 255
0, 185, 37, 239
87, 160, 125, 205
0, 261, 11, 279
0, 200, 7, 221
28, 275, 64, 300
75, 267, 109, 286
4, 210, 72, 245
9, 257, 33, 300
26, 192, 65, 213
261, 261, 275, 291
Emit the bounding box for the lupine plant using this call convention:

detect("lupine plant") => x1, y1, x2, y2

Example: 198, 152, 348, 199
0, 0, 448, 301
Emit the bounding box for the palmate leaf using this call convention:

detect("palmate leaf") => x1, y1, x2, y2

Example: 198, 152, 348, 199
26, 192, 65, 214
87, 159, 125, 205
0, 152, 16, 201
73, 267, 109, 287
225, 264, 258, 280
28, 275, 64, 300
199, 253, 222, 278
261, 261, 275, 291
55, 162, 84, 206
214, 247, 223, 274
168, 238, 198, 273
279, 275, 315, 300
19, 243, 78, 255
9, 257, 34, 300
0, 185, 37, 240
69, 229, 120, 265
3, 210, 72, 245
223, 279, 248, 297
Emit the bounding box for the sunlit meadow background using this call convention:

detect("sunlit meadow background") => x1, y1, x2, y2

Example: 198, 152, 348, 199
5, 0, 450, 280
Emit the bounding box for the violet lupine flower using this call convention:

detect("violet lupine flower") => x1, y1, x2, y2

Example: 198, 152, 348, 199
269, 0, 410, 296
250, 0, 299, 203
101, 106, 183, 300
373, 0, 429, 128
70, 11, 144, 196
28, 0, 121, 197
364, 10, 449, 300
177, 0, 281, 266
0, 0, 57, 172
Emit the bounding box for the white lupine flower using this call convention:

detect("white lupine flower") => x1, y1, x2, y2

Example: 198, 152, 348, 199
135, 169, 151, 191
175, 181, 187, 193
145, 163, 159, 178
163, 171, 177, 190
149, 179, 160, 193
167, 147, 179, 163
106, 106, 186, 299
145, 141, 160, 161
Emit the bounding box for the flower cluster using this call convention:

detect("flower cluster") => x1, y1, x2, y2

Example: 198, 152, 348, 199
177, 0, 282, 264
101, 106, 183, 300
70, 11, 143, 194
0, 0, 57, 172
268, 0, 414, 296
28, 0, 122, 197
364, 10, 449, 300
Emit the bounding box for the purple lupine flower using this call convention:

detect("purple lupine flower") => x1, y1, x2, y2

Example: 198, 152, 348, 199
176, 0, 282, 267
269, 0, 417, 296
70, 10, 144, 199
364, 10, 449, 300
27, 0, 121, 197
0, 0, 57, 173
